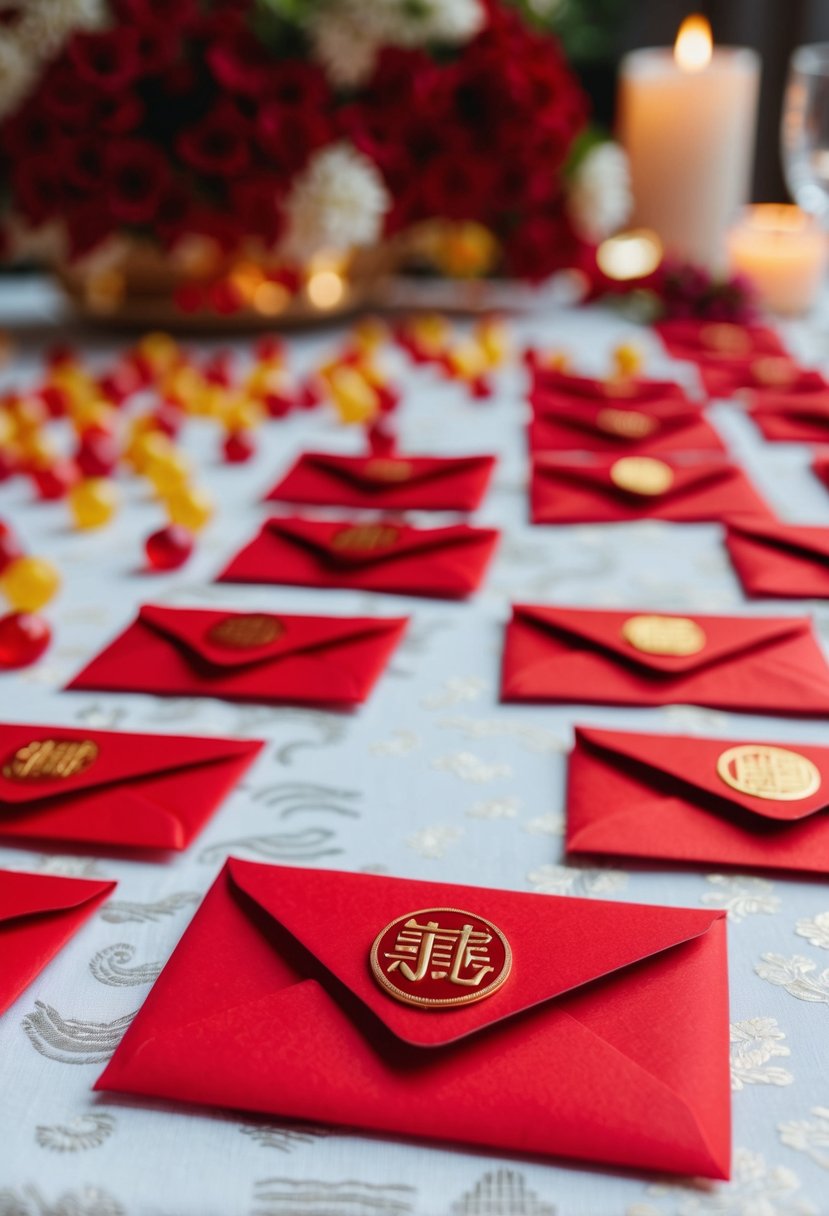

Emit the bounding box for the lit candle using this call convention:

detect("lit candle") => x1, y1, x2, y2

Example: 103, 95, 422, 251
618, 15, 760, 267
726, 204, 827, 315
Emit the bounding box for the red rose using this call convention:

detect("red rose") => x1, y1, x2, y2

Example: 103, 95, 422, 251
105, 140, 170, 224
178, 103, 250, 177
256, 102, 331, 172
39, 65, 98, 129
96, 92, 144, 136
69, 29, 143, 94
13, 156, 65, 225
61, 138, 107, 192
115, 0, 200, 30
418, 153, 499, 223
231, 176, 284, 248
1, 108, 57, 162
206, 29, 278, 98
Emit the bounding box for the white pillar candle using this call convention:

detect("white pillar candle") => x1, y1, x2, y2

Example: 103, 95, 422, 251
726, 204, 827, 315
618, 16, 760, 268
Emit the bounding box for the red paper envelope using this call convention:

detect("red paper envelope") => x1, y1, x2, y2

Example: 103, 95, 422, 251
0, 724, 262, 851
724, 517, 829, 599
530, 454, 769, 524
528, 400, 725, 455
0, 870, 115, 1015
67, 605, 407, 706
656, 319, 787, 362
698, 356, 823, 401
217, 517, 499, 600
263, 452, 496, 512
814, 454, 829, 492
750, 396, 829, 443
567, 726, 829, 875
96, 859, 730, 1180
501, 604, 829, 714
531, 366, 690, 406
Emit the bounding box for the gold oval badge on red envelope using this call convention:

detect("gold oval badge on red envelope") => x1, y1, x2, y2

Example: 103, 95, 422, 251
751, 356, 796, 388
596, 408, 658, 440
3, 738, 99, 782
361, 459, 414, 483
622, 614, 707, 657
331, 524, 400, 553
370, 908, 511, 1008
717, 744, 821, 801
208, 614, 284, 649
610, 456, 674, 496
701, 322, 751, 355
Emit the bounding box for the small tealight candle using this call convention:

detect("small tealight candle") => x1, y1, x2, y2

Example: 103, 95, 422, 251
726, 204, 827, 315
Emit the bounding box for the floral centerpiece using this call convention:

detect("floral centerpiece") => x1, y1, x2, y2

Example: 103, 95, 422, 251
0, 0, 630, 321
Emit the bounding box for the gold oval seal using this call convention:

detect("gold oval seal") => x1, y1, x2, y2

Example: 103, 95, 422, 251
717, 744, 821, 801
621, 614, 707, 657
3, 738, 99, 782
609, 456, 674, 496
596, 408, 658, 440
362, 459, 414, 483
701, 322, 751, 355
370, 907, 512, 1009
331, 523, 400, 552
207, 614, 284, 649
751, 356, 796, 388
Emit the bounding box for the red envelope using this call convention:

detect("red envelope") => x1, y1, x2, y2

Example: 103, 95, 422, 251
531, 366, 691, 406
67, 605, 407, 706
528, 399, 725, 455
0, 724, 262, 851
814, 454, 829, 492
725, 517, 829, 600
698, 356, 823, 401
530, 454, 770, 524
567, 726, 829, 875
96, 858, 730, 1180
501, 604, 829, 714
263, 452, 496, 512
217, 517, 499, 600
0, 870, 115, 1015
656, 319, 787, 361
750, 396, 829, 443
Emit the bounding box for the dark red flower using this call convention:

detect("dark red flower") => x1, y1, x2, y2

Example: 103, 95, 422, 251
39, 65, 98, 128
207, 29, 278, 97
115, 0, 200, 30
231, 177, 284, 247
61, 138, 107, 192
256, 102, 331, 172
69, 29, 143, 94
96, 92, 144, 135
105, 140, 170, 224
13, 156, 65, 225
178, 103, 250, 177
418, 154, 499, 222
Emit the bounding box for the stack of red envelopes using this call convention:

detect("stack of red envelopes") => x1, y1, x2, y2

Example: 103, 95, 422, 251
0, 723, 262, 850
67, 606, 408, 706
725, 517, 829, 598
96, 859, 731, 1180
0, 870, 115, 1015
654, 319, 815, 400
217, 517, 500, 599
567, 726, 829, 875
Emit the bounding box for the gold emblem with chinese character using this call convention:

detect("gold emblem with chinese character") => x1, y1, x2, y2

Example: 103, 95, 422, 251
701, 322, 751, 355
751, 356, 796, 387
331, 523, 400, 552
716, 744, 821, 801
370, 908, 512, 1008
596, 408, 658, 440
208, 614, 284, 648
3, 738, 99, 782
609, 456, 674, 496
362, 459, 414, 483
621, 614, 707, 657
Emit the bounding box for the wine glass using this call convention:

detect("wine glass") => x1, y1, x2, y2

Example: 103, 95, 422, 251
782, 43, 829, 219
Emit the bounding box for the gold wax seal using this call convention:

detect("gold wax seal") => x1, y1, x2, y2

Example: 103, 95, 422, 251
717, 744, 821, 801
208, 614, 284, 648
621, 614, 707, 657
331, 523, 400, 552
596, 408, 658, 440
602, 378, 636, 398
3, 738, 99, 782
701, 322, 751, 355
370, 908, 511, 1009
752, 356, 795, 387
609, 456, 674, 496
362, 459, 414, 483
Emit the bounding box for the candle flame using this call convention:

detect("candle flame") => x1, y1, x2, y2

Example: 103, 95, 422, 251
674, 14, 712, 72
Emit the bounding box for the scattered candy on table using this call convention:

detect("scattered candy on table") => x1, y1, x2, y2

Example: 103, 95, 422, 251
0, 611, 51, 668
0, 555, 61, 613
145, 525, 195, 572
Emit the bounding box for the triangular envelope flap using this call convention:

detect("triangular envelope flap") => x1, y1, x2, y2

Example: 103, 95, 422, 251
727, 518, 829, 565
0, 719, 260, 807
533, 457, 737, 502
531, 394, 699, 427
514, 604, 808, 675
267, 517, 495, 568
227, 859, 722, 1049
0, 870, 114, 924
301, 453, 493, 492
576, 727, 829, 823
139, 604, 404, 670
759, 401, 829, 425
533, 370, 684, 403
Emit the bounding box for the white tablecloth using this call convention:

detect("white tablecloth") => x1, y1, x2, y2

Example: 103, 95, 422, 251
1, 280, 829, 1216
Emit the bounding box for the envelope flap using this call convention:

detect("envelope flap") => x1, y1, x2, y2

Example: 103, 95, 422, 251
531, 396, 700, 430
753, 399, 829, 424
576, 727, 829, 823
227, 859, 723, 1048
727, 517, 829, 564
533, 456, 734, 501
300, 453, 494, 492
138, 604, 405, 669
0, 720, 261, 807
513, 604, 807, 675
533, 369, 685, 403
267, 517, 496, 568
0, 870, 115, 924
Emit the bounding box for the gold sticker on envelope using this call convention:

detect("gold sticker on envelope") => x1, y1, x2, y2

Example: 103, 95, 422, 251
596, 408, 658, 440
621, 614, 707, 657
717, 744, 821, 801
370, 908, 511, 1009
331, 523, 400, 552
751, 356, 795, 387
3, 738, 99, 782
208, 614, 284, 648
701, 322, 751, 355
609, 456, 674, 496
362, 459, 414, 483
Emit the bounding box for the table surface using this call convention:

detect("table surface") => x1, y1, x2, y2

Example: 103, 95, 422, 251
1, 279, 829, 1216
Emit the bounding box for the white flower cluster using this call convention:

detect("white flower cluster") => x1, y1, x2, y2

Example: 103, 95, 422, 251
280, 142, 391, 261
308, 0, 485, 88
566, 141, 632, 243
0, 0, 106, 120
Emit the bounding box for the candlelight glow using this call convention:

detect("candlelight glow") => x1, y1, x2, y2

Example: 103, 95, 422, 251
674, 14, 712, 73
307, 269, 345, 310
597, 229, 663, 281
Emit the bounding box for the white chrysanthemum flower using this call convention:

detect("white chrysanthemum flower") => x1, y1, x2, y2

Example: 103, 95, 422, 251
280, 142, 391, 261
308, 10, 381, 89
567, 141, 633, 243
16, 0, 107, 58
0, 34, 37, 120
